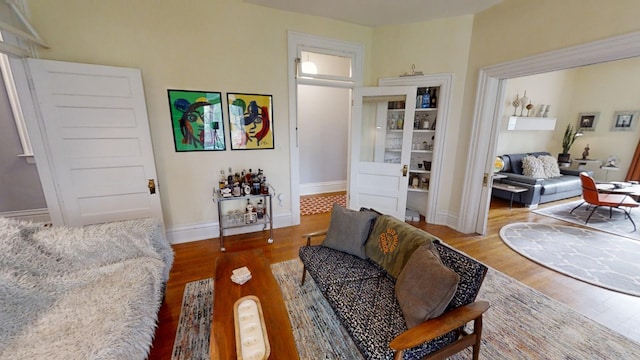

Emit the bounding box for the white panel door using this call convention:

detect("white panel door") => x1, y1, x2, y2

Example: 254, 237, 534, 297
349, 86, 416, 220
26, 59, 163, 226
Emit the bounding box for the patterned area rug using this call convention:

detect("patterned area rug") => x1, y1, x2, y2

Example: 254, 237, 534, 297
300, 193, 346, 216
171, 278, 213, 360
171, 259, 640, 359
533, 200, 640, 240
500, 222, 640, 296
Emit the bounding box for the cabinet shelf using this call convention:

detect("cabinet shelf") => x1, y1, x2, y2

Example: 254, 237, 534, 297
412, 129, 436, 133
408, 188, 428, 193
410, 169, 430, 174
411, 149, 433, 154
415, 108, 438, 111
507, 116, 557, 131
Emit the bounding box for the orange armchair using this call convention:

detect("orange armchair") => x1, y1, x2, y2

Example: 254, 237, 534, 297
570, 172, 639, 231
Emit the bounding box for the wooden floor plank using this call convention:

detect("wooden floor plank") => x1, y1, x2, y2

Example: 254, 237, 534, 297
148, 197, 640, 359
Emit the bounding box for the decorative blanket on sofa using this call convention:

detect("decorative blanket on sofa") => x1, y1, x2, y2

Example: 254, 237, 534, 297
0, 217, 173, 360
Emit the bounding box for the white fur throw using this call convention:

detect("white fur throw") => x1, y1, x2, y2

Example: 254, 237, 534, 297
522, 155, 547, 178
538, 155, 562, 178
0, 217, 173, 360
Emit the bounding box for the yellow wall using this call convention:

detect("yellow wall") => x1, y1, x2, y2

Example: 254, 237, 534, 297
24, 0, 640, 233
371, 16, 474, 218
25, 0, 373, 229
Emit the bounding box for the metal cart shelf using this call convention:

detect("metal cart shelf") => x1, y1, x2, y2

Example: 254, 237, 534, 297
213, 190, 274, 252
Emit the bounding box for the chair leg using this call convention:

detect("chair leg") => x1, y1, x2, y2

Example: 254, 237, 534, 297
472, 316, 484, 360
585, 206, 600, 224
570, 201, 585, 214
625, 209, 637, 231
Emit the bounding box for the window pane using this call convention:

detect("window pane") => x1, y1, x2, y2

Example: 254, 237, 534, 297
301, 51, 352, 79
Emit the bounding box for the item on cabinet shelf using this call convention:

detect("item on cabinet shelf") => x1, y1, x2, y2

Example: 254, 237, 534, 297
219, 170, 227, 189
221, 188, 232, 197
526, 103, 533, 117
245, 212, 257, 224
246, 199, 254, 213
397, 114, 404, 129
423, 161, 432, 171
536, 104, 546, 117
543, 105, 550, 117
389, 114, 397, 129
422, 88, 430, 108
421, 177, 430, 190
411, 175, 419, 189
413, 116, 420, 129
422, 118, 430, 129
430, 88, 437, 108
233, 183, 241, 197
418, 163, 423, 169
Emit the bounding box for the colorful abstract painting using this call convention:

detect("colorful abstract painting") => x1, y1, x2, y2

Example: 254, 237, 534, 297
168, 89, 226, 151
227, 93, 274, 150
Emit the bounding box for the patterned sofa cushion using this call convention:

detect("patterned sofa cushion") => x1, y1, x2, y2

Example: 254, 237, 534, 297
322, 274, 457, 360
299, 245, 385, 292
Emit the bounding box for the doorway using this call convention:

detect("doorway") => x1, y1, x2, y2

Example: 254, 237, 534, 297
461, 31, 640, 234
287, 32, 364, 225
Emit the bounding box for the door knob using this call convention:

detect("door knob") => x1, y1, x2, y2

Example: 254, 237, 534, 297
148, 179, 156, 194
402, 165, 408, 177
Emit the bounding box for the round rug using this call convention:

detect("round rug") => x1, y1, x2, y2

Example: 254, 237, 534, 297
499, 222, 640, 296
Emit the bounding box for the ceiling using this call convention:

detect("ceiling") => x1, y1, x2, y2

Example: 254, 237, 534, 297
245, 0, 503, 27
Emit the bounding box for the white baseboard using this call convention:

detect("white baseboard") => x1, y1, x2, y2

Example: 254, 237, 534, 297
300, 180, 346, 196
167, 211, 293, 244
0, 208, 50, 223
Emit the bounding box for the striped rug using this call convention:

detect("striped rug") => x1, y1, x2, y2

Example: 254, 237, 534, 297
172, 259, 640, 359
300, 193, 346, 216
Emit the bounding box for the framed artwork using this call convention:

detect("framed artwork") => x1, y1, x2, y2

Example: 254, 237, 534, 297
227, 93, 274, 150
611, 110, 639, 131
167, 89, 226, 151
577, 112, 599, 131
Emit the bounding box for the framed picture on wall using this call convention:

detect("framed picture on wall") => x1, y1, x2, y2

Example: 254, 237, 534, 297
227, 93, 274, 150
611, 110, 639, 131
167, 89, 226, 151
577, 112, 599, 131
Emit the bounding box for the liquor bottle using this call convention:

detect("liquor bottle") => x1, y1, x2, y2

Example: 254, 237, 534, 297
430, 88, 437, 108
396, 113, 404, 129
422, 88, 430, 108
256, 200, 264, 219
219, 170, 226, 189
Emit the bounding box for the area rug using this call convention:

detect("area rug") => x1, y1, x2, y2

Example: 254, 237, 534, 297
533, 199, 640, 240
171, 259, 640, 359
300, 193, 346, 216
171, 278, 213, 360
500, 222, 640, 296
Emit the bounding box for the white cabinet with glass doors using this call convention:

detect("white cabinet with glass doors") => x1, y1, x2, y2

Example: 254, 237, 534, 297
349, 75, 450, 223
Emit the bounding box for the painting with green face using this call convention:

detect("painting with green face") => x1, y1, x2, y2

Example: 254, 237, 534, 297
168, 89, 225, 151
227, 93, 274, 150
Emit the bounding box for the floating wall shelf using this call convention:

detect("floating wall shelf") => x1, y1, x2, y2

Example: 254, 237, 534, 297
507, 116, 557, 131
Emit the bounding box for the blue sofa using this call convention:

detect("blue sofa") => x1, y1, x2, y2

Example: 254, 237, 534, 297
493, 152, 589, 208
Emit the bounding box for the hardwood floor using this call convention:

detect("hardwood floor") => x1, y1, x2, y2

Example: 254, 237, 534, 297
148, 197, 640, 359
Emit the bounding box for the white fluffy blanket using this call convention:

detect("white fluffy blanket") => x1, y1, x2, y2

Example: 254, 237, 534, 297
0, 217, 174, 360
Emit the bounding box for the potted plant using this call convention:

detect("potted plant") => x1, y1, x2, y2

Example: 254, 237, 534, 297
559, 124, 581, 164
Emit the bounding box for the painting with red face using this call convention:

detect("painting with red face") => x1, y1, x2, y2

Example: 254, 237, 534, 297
168, 89, 225, 151
227, 93, 274, 150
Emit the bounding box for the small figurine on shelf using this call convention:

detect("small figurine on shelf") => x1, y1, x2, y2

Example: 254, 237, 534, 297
582, 144, 590, 160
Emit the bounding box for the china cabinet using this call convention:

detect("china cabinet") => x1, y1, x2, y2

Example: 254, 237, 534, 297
379, 74, 450, 222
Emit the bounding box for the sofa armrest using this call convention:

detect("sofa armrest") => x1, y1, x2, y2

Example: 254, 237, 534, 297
389, 301, 490, 352
301, 230, 327, 246
499, 173, 544, 185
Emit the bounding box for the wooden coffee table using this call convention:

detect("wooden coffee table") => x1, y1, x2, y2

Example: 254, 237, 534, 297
210, 249, 299, 359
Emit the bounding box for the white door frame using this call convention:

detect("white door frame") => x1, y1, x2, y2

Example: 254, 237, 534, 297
460, 31, 640, 234
287, 31, 364, 225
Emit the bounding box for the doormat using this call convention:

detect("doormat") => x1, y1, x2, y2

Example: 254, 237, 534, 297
300, 193, 346, 216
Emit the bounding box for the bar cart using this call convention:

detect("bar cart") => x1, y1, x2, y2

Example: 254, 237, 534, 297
212, 189, 274, 252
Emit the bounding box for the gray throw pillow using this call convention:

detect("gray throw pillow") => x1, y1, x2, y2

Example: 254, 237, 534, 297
395, 243, 460, 328
321, 203, 379, 259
